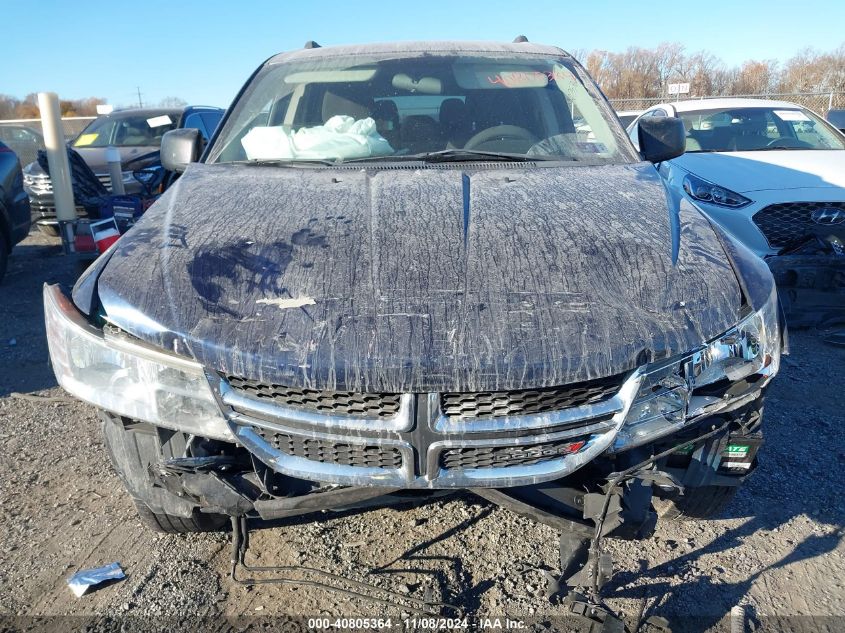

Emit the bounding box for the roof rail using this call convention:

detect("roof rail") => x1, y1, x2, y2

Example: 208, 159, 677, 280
513, 35, 529, 43
304, 40, 321, 49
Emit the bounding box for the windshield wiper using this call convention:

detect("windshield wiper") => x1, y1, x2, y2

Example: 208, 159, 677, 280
410, 149, 554, 163
341, 149, 562, 164
741, 146, 812, 152
230, 158, 338, 167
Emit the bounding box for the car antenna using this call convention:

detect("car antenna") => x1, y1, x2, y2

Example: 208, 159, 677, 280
304, 40, 321, 49
513, 35, 529, 43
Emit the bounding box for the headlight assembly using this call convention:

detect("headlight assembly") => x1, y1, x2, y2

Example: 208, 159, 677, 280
683, 173, 751, 208
614, 287, 780, 450
44, 284, 234, 441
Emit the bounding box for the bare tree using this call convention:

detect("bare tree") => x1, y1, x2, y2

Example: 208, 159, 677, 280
730, 60, 778, 95
158, 97, 188, 108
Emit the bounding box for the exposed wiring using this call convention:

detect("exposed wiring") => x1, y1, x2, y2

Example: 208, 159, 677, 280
230, 516, 462, 617
587, 420, 732, 600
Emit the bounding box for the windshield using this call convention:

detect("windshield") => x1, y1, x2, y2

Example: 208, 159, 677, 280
72, 112, 178, 148
207, 53, 637, 165
678, 106, 845, 152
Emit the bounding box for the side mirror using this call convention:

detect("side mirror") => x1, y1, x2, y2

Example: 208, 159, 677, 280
638, 117, 686, 163
160, 128, 202, 173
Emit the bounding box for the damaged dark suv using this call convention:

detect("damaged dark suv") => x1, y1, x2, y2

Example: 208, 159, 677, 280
46, 42, 783, 559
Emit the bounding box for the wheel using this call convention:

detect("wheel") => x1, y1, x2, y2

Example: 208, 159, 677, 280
101, 411, 229, 534
653, 485, 738, 521
134, 503, 230, 534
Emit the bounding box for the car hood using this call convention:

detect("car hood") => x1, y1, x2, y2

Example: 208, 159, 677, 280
95, 161, 742, 392
672, 150, 845, 193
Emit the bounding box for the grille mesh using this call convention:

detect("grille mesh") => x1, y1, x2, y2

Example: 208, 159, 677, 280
441, 375, 622, 420
440, 438, 588, 470
224, 375, 402, 418
249, 426, 402, 469
753, 201, 845, 248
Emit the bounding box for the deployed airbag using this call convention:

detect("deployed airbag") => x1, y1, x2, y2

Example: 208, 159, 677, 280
241, 116, 393, 161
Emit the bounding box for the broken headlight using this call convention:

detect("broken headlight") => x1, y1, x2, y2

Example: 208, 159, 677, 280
43, 284, 234, 441
615, 287, 779, 450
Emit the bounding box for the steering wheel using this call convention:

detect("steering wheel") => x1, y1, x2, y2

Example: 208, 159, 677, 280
463, 125, 538, 151
766, 137, 813, 149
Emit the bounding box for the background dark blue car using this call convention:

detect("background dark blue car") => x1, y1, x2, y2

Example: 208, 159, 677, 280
0, 141, 31, 282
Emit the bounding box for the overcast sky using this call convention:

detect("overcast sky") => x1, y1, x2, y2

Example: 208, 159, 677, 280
2, 0, 843, 109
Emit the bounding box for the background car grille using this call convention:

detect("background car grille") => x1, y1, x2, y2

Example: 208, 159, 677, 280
24, 173, 112, 194
440, 374, 622, 420
24, 173, 52, 194
95, 173, 112, 190
224, 375, 403, 418
753, 201, 845, 248
249, 425, 403, 469
439, 437, 588, 470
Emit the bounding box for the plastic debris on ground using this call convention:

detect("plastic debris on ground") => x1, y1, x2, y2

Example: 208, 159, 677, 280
67, 562, 125, 597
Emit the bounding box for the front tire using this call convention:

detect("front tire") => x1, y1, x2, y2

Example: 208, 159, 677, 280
134, 504, 229, 534
101, 412, 228, 534
653, 485, 738, 521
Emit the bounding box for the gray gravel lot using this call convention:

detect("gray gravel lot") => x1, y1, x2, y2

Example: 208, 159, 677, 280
1, 230, 843, 631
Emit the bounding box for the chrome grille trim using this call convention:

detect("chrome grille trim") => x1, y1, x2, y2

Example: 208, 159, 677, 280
220, 381, 414, 433
432, 392, 623, 434
95, 173, 113, 191
230, 416, 415, 487
220, 370, 644, 488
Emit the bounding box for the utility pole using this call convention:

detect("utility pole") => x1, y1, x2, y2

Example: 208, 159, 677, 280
136, 87, 143, 108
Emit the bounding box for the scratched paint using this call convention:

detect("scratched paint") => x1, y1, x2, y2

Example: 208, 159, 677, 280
94, 159, 747, 393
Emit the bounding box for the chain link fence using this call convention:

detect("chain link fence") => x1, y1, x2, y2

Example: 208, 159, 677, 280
609, 92, 845, 114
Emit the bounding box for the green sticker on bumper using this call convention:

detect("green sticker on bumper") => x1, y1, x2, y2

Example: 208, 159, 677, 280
726, 444, 750, 457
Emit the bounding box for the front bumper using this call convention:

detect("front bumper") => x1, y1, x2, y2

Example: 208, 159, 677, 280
46, 283, 779, 492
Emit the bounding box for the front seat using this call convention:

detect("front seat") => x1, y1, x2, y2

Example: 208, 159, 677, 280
401, 115, 442, 154
371, 100, 400, 149
439, 98, 472, 148
322, 91, 372, 123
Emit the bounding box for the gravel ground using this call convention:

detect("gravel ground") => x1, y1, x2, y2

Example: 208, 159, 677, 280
1, 229, 843, 632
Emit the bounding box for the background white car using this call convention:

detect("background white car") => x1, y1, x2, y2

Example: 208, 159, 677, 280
627, 98, 845, 257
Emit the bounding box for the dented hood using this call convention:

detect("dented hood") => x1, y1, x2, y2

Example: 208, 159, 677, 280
96, 161, 742, 392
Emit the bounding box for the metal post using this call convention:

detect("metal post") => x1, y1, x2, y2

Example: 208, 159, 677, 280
38, 92, 76, 252
830, 91, 835, 112
105, 146, 125, 195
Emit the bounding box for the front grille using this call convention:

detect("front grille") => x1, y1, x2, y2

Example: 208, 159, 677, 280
249, 426, 402, 469
440, 437, 588, 470
95, 173, 112, 190
753, 201, 845, 248
441, 374, 622, 420
24, 174, 52, 195
224, 375, 403, 419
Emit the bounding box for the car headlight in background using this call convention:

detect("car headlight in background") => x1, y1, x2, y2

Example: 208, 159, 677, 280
44, 284, 234, 441
615, 286, 780, 450
683, 173, 751, 208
